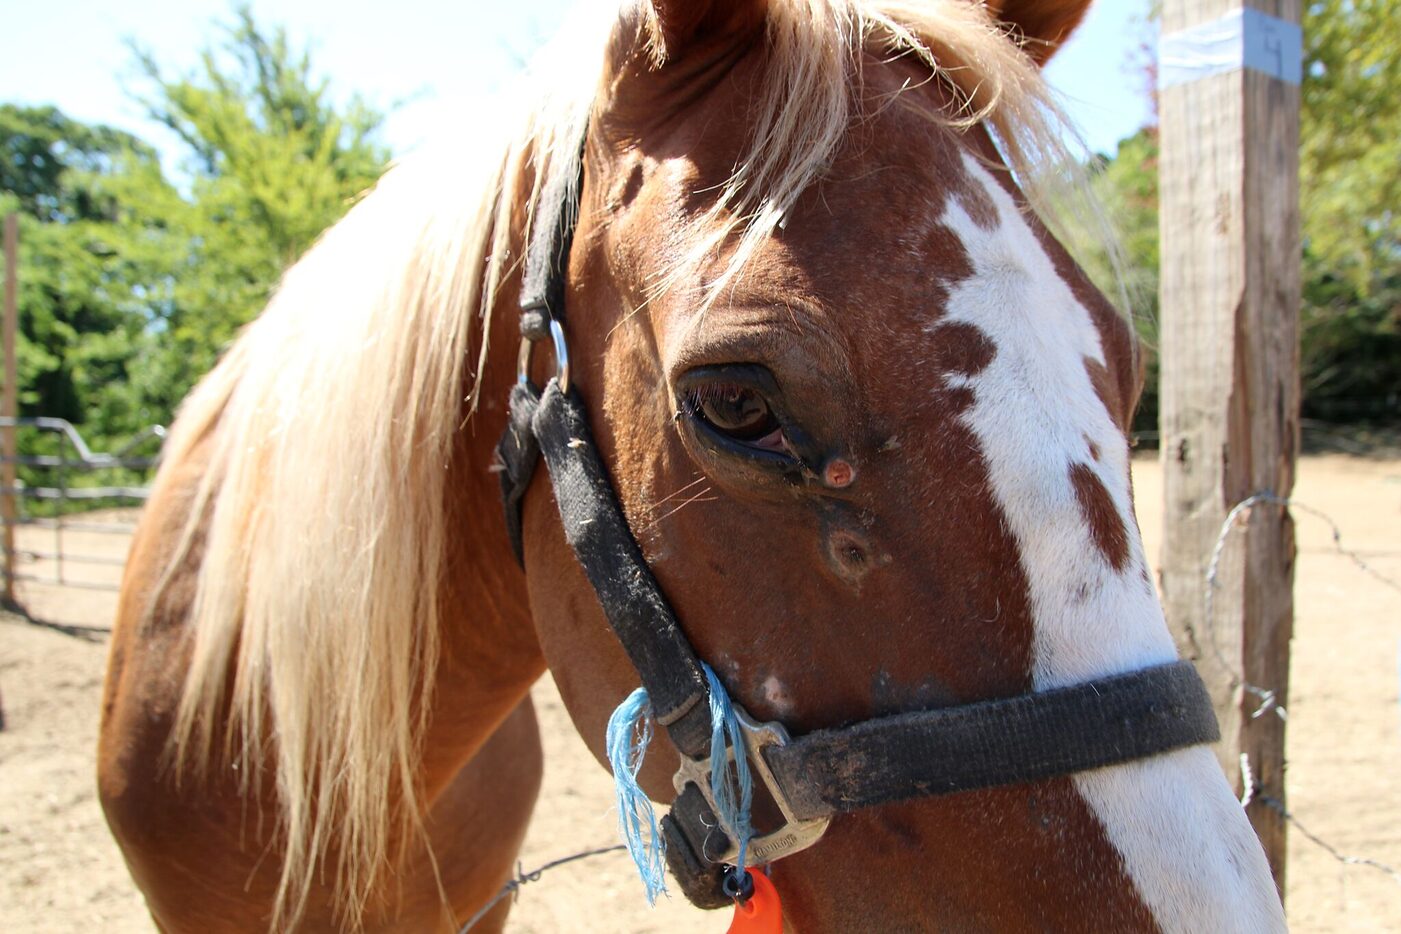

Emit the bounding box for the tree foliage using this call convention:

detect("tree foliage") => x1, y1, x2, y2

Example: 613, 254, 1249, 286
1077, 0, 1400, 430
1085, 128, 1163, 432
127, 5, 391, 401
1301, 0, 1400, 291
1296, 0, 1400, 417
0, 105, 175, 437
1, 5, 390, 455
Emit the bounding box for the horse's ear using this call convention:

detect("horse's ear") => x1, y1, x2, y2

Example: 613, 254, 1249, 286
984, 0, 1092, 66
645, 0, 768, 62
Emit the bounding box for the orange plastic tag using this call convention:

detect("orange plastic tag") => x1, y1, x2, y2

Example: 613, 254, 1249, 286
726, 870, 782, 934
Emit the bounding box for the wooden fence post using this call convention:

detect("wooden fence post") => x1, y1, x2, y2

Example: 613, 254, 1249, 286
2, 213, 17, 608
1158, 0, 1302, 893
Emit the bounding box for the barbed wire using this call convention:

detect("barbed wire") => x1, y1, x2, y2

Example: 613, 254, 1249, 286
1242, 748, 1401, 887
456, 844, 628, 932
1208, 490, 1401, 893
1257, 791, 1401, 887
1202, 489, 1401, 718
1202, 492, 1293, 720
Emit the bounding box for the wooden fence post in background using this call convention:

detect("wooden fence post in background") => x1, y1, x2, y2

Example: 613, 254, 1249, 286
2, 213, 18, 609
1158, 1, 1302, 893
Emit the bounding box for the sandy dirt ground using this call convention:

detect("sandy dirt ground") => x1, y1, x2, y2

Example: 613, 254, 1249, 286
1, 455, 1398, 932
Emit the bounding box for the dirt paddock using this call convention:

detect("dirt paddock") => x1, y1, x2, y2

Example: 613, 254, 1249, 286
2, 454, 1398, 932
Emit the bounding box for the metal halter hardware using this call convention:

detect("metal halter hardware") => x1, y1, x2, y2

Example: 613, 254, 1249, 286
671, 704, 831, 866
495, 141, 1223, 910
517, 318, 571, 394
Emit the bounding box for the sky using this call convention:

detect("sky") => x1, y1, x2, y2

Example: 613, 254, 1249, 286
1, 0, 1154, 168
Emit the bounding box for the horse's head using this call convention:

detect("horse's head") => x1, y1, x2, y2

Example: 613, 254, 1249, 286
519, 1, 1285, 929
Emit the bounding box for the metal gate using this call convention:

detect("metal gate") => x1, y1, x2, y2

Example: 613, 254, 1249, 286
1, 417, 164, 594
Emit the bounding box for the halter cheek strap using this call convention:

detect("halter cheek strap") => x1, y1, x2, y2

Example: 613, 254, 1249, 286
494, 145, 1220, 910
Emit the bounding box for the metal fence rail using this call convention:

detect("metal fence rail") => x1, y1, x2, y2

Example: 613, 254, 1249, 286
0, 417, 164, 593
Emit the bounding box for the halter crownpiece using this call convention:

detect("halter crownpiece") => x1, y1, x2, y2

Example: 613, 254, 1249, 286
496, 143, 1220, 910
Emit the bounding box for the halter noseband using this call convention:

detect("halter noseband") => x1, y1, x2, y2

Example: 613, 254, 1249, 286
495, 150, 1219, 909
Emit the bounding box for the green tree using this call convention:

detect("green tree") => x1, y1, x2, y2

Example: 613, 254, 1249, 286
1, 5, 392, 494
127, 4, 392, 403
0, 104, 176, 437
1301, 0, 1400, 291
1064, 127, 1163, 433
1077, 1, 1400, 428
1296, 0, 1400, 416
0, 106, 154, 224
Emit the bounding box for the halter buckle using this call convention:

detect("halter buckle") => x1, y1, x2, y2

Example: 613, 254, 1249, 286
517, 317, 571, 394
672, 705, 831, 867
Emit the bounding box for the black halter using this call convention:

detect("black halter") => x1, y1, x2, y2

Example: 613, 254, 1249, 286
495, 151, 1219, 909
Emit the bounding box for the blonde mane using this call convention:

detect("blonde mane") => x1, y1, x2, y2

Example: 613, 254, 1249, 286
160, 1, 1113, 927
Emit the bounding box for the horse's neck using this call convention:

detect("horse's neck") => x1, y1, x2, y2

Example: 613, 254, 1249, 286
417, 280, 547, 791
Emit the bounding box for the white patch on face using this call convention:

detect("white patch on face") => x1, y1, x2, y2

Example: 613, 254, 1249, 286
762, 675, 795, 718
934, 153, 1284, 932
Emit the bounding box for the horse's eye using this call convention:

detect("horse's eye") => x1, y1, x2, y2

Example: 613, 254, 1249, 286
682, 381, 787, 453
692, 385, 775, 439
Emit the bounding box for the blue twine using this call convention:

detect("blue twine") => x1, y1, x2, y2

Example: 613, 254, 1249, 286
605, 670, 757, 905
702, 663, 755, 875
605, 687, 667, 904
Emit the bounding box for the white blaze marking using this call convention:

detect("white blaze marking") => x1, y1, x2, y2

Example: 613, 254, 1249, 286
933, 153, 1284, 932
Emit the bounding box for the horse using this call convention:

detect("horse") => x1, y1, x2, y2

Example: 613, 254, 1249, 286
97, 0, 1288, 930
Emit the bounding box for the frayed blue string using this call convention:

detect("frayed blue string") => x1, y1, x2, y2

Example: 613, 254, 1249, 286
605, 687, 667, 904
606, 670, 757, 905
702, 663, 754, 875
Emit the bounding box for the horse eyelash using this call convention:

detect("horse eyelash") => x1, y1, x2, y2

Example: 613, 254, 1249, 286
683, 382, 753, 405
